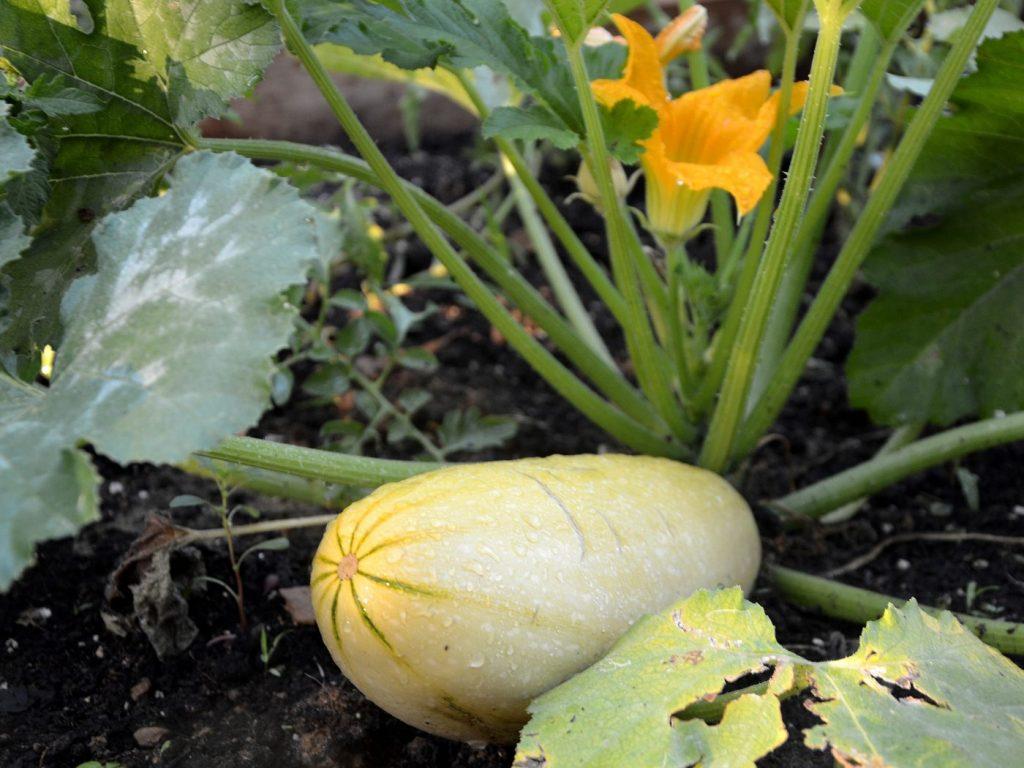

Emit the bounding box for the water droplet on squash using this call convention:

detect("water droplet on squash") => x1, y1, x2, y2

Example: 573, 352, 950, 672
468, 656, 485, 669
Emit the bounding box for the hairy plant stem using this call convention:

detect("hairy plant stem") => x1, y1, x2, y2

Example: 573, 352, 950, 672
769, 412, 1024, 521
195, 137, 663, 433
199, 435, 439, 487
753, 27, 898, 403
180, 457, 351, 507
819, 423, 922, 524
696, 9, 807, 416
564, 38, 695, 443
736, 0, 1000, 455
272, 3, 684, 455
768, 565, 1024, 656
700, 2, 846, 471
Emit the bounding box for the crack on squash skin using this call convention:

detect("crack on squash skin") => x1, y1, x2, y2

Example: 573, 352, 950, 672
517, 470, 587, 561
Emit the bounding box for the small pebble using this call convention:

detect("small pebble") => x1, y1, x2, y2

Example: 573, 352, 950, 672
880, 522, 894, 534
973, 558, 989, 569
131, 678, 152, 701
137, 490, 150, 500
108, 481, 125, 495
896, 558, 911, 571
133, 726, 170, 749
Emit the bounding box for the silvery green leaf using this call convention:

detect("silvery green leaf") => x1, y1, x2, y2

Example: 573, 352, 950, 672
0, 151, 324, 588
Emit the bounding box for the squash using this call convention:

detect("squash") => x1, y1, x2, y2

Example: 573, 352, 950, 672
310, 454, 760, 743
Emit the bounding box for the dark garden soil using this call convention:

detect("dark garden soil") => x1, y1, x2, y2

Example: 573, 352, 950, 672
2, 135, 1022, 768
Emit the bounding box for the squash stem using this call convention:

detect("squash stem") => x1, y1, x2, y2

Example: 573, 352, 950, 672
768, 412, 1024, 522
768, 565, 1024, 657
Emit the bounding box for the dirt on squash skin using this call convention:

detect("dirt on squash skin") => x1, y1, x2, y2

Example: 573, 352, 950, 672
3, 141, 1023, 768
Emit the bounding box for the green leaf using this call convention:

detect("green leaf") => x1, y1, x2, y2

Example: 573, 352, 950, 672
482, 105, 580, 149
0, 151, 323, 588
804, 602, 1024, 765
859, 0, 925, 41
515, 589, 1024, 767
0, 104, 34, 182
438, 406, 517, 456
847, 33, 1024, 426
0, 203, 30, 271
543, 0, 608, 44
600, 98, 658, 164
308, 0, 584, 134
0, 0, 279, 364
515, 588, 796, 767
1, 72, 105, 118
763, 0, 808, 33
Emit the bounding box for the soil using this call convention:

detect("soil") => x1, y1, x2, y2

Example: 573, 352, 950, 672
3, 133, 1023, 768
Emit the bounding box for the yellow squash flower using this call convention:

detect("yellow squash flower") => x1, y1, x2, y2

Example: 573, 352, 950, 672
593, 13, 838, 240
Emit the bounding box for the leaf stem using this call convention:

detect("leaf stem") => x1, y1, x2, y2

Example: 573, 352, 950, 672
736, 0, 1000, 455
767, 564, 1024, 656
769, 412, 1024, 521
700, 3, 845, 471
198, 435, 439, 487
565, 38, 694, 443
180, 456, 352, 507
184, 513, 337, 542
754, 28, 898, 401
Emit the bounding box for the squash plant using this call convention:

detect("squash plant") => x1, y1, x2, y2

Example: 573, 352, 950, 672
2, 0, 1024, 764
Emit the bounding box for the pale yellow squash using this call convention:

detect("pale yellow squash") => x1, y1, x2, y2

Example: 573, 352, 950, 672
310, 454, 760, 743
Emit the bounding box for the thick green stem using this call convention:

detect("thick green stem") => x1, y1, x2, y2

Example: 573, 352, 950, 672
269, 1, 680, 455
700, 4, 845, 471
181, 457, 352, 507
195, 137, 663, 434
737, 0, 1000, 456
703, 14, 807, 413
769, 412, 1024, 521
565, 39, 694, 443
768, 565, 1024, 656
199, 435, 439, 487
753, 28, 896, 403
819, 423, 922, 524
449, 69, 613, 365
504, 157, 615, 364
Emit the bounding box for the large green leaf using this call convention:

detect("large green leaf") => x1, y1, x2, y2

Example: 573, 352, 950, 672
0, 0, 279, 366
806, 605, 1024, 765
847, 33, 1024, 426
515, 589, 797, 767
515, 589, 1024, 767
860, 0, 925, 41
304, 0, 648, 161
0, 151, 324, 588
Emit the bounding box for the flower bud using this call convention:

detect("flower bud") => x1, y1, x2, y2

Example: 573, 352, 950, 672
655, 5, 708, 64
573, 157, 630, 214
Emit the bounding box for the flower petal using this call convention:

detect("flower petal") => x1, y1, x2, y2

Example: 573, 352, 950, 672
609, 13, 669, 105
666, 151, 774, 216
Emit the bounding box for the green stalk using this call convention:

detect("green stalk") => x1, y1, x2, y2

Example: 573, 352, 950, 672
270, 1, 680, 455
694, 6, 807, 415
752, 27, 896, 403
700, 3, 847, 472
565, 38, 694, 443
769, 412, 1024, 521
768, 565, 1024, 656
678, 0, 734, 264
448, 69, 613, 364
736, 0, 1000, 456
819, 423, 922, 524
199, 435, 438, 487
194, 137, 664, 433
181, 456, 352, 508
504, 159, 615, 364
